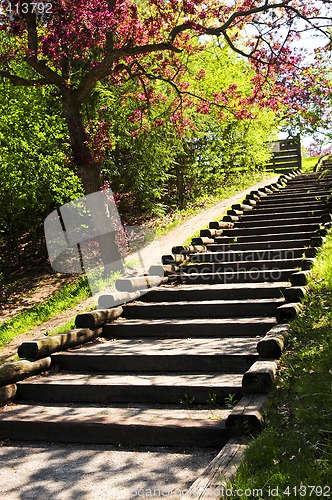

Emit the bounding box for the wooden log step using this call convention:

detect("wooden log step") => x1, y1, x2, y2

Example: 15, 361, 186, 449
257, 324, 290, 358
103, 317, 277, 339
51, 337, 259, 373
240, 209, 325, 222
236, 216, 322, 228
16, 372, 244, 404
115, 275, 167, 292
171, 245, 206, 255
121, 298, 284, 319
276, 302, 304, 322
0, 403, 231, 447
176, 268, 295, 284
246, 202, 327, 215
242, 360, 278, 394
140, 283, 290, 302
189, 248, 306, 263
258, 194, 329, 208
208, 221, 234, 230
206, 238, 311, 252
0, 384, 17, 406
290, 270, 312, 286
98, 290, 142, 308
182, 437, 249, 500
264, 187, 331, 196
17, 328, 103, 360
225, 394, 269, 436
75, 307, 123, 328
0, 358, 51, 386
276, 188, 332, 196
222, 223, 320, 237
179, 258, 304, 274
214, 230, 316, 244
283, 286, 308, 302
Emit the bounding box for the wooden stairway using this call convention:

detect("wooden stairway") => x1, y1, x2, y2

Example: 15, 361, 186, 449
0, 168, 331, 447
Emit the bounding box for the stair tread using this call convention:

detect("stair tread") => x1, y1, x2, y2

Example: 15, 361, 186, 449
108, 316, 276, 326
0, 403, 231, 428
52, 337, 259, 356
150, 282, 290, 291
124, 298, 285, 307
17, 372, 244, 387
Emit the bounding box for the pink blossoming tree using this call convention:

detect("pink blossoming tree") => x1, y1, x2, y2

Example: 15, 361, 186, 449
1, 0, 331, 195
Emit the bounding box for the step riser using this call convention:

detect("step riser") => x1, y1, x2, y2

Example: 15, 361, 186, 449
52, 354, 258, 373
122, 302, 281, 319
181, 260, 302, 273
16, 385, 242, 405
0, 421, 229, 447
141, 287, 286, 301
103, 321, 275, 338
214, 232, 314, 244
206, 239, 310, 251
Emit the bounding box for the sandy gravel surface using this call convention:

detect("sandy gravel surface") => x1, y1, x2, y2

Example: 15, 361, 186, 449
0, 442, 218, 500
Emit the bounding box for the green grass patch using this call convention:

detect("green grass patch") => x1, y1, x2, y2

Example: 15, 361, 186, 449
0, 276, 91, 348
302, 155, 321, 172
230, 234, 332, 498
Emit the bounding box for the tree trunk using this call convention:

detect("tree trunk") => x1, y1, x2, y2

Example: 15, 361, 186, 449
62, 91, 101, 195
61, 92, 123, 277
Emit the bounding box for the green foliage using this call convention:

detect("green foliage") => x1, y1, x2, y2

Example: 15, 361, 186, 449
0, 77, 83, 238
89, 43, 277, 217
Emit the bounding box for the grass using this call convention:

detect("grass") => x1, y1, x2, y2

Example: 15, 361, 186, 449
0, 276, 91, 348
229, 233, 332, 498
302, 155, 321, 172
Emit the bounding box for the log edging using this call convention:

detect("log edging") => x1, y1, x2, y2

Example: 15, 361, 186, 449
181, 437, 249, 499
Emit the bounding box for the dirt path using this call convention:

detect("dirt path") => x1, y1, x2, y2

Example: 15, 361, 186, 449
0, 174, 278, 364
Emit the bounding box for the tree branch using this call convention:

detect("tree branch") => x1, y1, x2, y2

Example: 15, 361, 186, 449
0, 70, 47, 86
77, 42, 181, 103
169, 2, 294, 42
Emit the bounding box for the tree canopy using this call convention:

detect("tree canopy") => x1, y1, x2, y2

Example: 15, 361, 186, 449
1, 0, 331, 195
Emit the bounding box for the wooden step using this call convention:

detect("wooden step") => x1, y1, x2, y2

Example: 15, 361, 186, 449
122, 298, 284, 319
189, 249, 305, 263
180, 258, 303, 273
0, 403, 232, 446
212, 230, 315, 244
141, 283, 289, 302
205, 239, 311, 252
222, 223, 320, 237
103, 316, 276, 338
16, 372, 244, 404
240, 209, 325, 221
51, 337, 259, 373
247, 202, 327, 214
177, 268, 295, 284
236, 216, 321, 228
